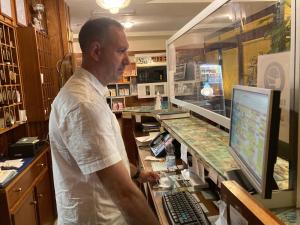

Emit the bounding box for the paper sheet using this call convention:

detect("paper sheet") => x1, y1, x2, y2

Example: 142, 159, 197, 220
180, 143, 188, 164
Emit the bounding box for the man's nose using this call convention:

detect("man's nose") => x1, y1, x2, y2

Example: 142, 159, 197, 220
123, 53, 130, 65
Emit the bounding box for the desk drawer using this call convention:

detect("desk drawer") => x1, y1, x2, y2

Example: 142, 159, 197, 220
7, 153, 47, 209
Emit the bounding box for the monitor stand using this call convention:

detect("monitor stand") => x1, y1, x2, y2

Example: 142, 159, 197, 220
226, 169, 279, 194
226, 169, 257, 194
226, 170, 295, 209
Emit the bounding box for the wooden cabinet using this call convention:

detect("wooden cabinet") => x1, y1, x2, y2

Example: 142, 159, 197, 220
11, 191, 38, 225
0, 147, 55, 225
35, 172, 55, 225
0, 21, 25, 132
16, 27, 56, 122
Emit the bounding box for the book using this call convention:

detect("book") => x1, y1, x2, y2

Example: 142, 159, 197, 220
156, 111, 190, 120
141, 122, 160, 132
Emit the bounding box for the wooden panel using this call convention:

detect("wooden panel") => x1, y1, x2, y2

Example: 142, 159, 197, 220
27, 121, 48, 140
43, 0, 61, 92
7, 153, 47, 209
119, 116, 139, 165
219, 28, 240, 41
221, 181, 284, 225
222, 48, 239, 100
242, 14, 274, 33
17, 27, 43, 121
0, 123, 26, 156
11, 190, 38, 225
35, 172, 55, 225
17, 27, 56, 121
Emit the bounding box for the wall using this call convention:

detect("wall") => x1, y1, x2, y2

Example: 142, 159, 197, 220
72, 35, 169, 53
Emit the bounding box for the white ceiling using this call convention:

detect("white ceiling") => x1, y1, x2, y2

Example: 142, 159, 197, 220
65, 0, 211, 39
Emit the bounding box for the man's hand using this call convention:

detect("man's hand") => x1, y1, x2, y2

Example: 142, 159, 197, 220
138, 170, 160, 183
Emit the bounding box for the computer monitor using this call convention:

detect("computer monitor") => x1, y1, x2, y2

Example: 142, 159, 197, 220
229, 85, 281, 199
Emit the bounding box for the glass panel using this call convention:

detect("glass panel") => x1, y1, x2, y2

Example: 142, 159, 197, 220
168, 0, 291, 138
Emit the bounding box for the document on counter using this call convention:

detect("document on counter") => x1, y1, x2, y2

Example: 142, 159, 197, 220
180, 143, 188, 164
144, 156, 164, 162
151, 161, 168, 172
0, 169, 17, 184
0, 159, 24, 170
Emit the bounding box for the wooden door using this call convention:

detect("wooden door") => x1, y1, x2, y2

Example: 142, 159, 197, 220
11, 191, 38, 225
36, 173, 55, 225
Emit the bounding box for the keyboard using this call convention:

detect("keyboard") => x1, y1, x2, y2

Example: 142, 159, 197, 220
162, 191, 210, 225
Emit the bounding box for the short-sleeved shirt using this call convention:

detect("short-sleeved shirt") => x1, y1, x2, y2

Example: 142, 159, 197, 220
49, 68, 130, 225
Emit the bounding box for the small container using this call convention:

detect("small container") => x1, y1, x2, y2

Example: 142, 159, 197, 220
165, 142, 176, 169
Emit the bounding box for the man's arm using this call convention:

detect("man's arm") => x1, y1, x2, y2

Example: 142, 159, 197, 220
130, 163, 160, 183
96, 161, 160, 225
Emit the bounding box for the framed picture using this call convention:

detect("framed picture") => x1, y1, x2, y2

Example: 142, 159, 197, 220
1, 0, 12, 18
15, 0, 27, 26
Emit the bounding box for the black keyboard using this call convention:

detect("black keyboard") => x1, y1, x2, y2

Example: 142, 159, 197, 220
162, 191, 210, 225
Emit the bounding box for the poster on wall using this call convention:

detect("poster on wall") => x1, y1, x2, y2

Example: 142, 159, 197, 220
15, 0, 27, 26
1, 0, 12, 18
257, 51, 290, 144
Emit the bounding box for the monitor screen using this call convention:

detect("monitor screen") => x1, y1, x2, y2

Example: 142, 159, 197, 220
229, 85, 280, 199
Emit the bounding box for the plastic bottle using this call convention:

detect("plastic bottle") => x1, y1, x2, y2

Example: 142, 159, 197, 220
165, 142, 176, 169
154, 91, 162, 110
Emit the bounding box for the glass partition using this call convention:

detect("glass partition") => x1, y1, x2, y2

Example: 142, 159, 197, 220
167, 0, 291, 132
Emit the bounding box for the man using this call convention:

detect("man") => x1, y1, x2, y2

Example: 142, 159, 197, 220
49, 18, 160, 225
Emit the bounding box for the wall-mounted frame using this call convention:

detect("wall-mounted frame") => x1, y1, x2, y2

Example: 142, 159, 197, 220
15, 0, 27, 26
1, 0, 12, 18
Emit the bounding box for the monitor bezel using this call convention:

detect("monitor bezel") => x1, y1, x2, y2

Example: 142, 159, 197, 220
229, 85, 280, 199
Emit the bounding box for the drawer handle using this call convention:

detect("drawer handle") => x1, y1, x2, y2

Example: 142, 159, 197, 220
31, 201, 37, 205
38, 193, 44, 198
38, 163, 45, 167
14, 187, 22, 192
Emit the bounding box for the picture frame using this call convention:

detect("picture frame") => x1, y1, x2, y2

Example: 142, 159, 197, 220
15, 0, 27, 26
1, 0, 12, 18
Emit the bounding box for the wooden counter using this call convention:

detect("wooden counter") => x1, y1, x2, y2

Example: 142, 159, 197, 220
0, 146, 56, 225
138, 147, 219, 225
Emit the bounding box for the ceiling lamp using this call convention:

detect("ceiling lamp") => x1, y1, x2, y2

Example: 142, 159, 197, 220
121, 21, 134, 29
96, 0, 131, 14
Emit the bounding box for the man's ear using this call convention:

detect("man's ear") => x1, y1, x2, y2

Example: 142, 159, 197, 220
89, 41, 101, 61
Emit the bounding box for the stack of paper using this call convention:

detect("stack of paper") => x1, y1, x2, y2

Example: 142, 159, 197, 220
156, 111, 190, 120
0, 169, 17, 184
0, 159, 24, 169
135, 132, 160, 146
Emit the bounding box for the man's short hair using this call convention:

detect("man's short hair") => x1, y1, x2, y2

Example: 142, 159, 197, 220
79, 17, 123, 54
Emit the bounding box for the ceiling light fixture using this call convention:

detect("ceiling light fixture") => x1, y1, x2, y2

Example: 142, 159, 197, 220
96, 0, 131, 14
121, 21, 134, 29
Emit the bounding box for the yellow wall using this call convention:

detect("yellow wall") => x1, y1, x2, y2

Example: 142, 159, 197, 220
242, 37, 271, 85
222, 48, 239, 100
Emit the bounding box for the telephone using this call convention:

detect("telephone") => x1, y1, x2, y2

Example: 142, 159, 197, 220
150, 131, 172, 157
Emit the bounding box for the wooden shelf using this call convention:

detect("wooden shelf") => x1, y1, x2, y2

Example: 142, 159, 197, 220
17, 27, 56, 122
0, 122, 25, 135
0, 22, 25, 131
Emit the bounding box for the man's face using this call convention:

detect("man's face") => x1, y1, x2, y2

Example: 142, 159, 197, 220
99, 26, 129, 83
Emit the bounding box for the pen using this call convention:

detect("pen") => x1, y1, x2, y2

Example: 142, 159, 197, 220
1, 166, 18, 170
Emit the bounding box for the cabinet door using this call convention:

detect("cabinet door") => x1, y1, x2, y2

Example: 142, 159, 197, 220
11, 191, 38, 225
36, 173, 55, 225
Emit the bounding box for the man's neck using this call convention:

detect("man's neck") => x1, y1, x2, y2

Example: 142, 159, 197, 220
81, 63, 109, 86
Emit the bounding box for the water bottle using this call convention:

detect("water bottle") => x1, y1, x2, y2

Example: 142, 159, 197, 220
165, 142, 176, 169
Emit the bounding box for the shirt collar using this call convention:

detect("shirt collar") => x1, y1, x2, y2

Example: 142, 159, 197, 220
75, 68, 109, 97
